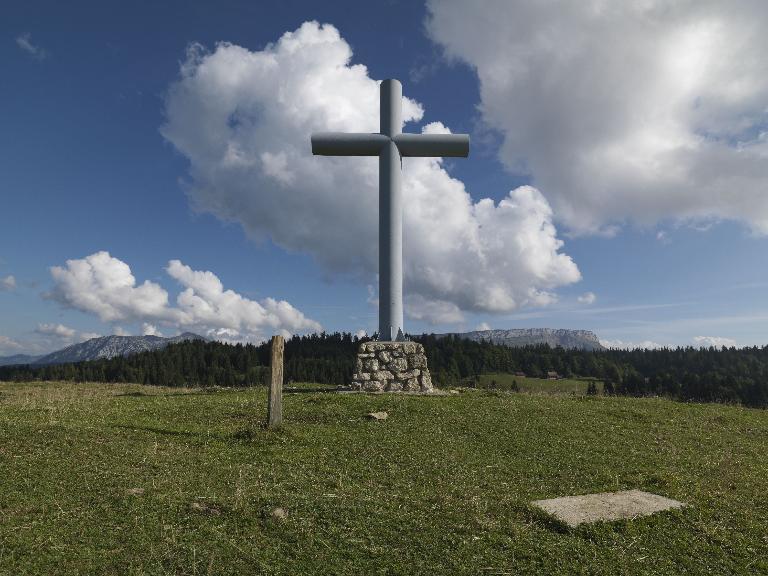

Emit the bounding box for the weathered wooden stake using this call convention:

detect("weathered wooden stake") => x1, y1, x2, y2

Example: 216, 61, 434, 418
267, 335, 284, 428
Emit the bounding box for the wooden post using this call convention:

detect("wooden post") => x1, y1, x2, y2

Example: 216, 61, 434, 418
267, 335, 284, 428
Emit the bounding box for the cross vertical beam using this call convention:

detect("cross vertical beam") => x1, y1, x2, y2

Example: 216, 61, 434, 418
311, 78, 469, 341
379, 79, 403, 341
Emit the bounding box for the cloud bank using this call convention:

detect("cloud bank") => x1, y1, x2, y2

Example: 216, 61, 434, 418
49, 251, 321, 341
693, 335, 737, 348
0, 335, 23, 354
161, 21, 581, 323
600, 339, 665, 350
427, 1, 768, 235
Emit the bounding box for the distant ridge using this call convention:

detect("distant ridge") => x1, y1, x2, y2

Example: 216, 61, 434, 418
437, 328, 605, 351
0, 354, 43, 367
31, 332, 207, 366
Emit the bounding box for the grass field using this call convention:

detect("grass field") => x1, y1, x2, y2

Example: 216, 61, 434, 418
1, 381, 767, 575
476, 372, 603, 395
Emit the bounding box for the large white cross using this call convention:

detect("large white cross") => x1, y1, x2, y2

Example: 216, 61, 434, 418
312, 79, 469, 341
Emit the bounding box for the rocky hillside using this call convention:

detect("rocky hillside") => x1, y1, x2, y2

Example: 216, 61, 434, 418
33, 333, 207, 365
441, 328, 604, 351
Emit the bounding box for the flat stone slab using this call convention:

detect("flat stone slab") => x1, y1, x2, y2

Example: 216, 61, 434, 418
532, 490, 685, 527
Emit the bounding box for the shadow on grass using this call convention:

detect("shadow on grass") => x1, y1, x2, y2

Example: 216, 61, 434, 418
113, 389, 221, 398
231, 427, 261, 441
111, 423, 200, 438
230, 423, 300, 444
112, 422, 289, 444
284, 386, 349, 394
519, 503, 572, 534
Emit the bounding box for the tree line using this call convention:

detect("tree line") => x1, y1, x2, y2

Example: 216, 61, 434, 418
0, 333, 364, 389
0, 332, 766, 407
415, 334, 768, 407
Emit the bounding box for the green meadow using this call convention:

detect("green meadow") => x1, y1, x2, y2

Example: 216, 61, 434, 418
1, 381, 767, 575
475, 372, 604, 395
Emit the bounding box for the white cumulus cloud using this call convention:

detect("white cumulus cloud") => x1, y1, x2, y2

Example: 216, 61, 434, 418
161, 21, 581, 319
693, 335, 737, 348
404, 294, 464, 325
142, 323, 162, 337
49, 251, 321, 342
475, 322, 491, 331
427, 1, 768, 235
166, 259, 321, 338
1, 275, 16, 291
35, 323, 77, 339
577, 292, 597, 305
50, 251, 173, 323
0, 335, 23, 353
34, 323, 100, 346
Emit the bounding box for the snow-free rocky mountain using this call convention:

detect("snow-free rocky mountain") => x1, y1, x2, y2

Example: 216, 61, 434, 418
439, 329, 604, 351
1, 333, 207, 366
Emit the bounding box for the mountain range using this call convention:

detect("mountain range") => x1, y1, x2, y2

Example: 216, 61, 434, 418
0, 333, 206, 366
438, 328, 605, 351
0, 354, 43, 367
0, 328, 604, 367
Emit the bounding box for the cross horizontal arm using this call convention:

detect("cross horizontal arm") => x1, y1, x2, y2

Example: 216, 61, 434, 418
311, 133, 390, 156
393, 133, 470, 157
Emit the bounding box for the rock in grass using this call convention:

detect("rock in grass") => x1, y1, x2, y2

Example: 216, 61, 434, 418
190, 501, 221, 515
367, 411, 388, 420
270, 507, 288, 520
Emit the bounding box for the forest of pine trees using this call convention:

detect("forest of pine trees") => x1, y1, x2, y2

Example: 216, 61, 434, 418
1, 332, 767, 408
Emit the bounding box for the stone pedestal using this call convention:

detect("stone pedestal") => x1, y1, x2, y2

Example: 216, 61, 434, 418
352, 341, 433, 392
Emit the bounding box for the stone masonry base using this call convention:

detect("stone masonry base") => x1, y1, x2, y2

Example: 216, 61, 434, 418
351, 341, 434, 393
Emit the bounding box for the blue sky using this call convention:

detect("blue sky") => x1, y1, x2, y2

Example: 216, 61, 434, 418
2, 0, 767, 354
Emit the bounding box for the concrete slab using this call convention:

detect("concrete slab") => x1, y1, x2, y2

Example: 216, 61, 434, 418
532, 489, 685, 527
